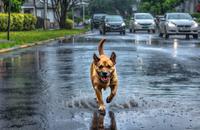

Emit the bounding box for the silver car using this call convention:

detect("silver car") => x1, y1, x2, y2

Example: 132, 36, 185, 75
129, 13, 156, 33
159, 13, 199, 39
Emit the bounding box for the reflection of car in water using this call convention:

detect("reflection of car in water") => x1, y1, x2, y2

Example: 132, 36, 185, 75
159, 13, 199, 39
129, 13, 156, 33
91, 13, 106, 29
99, 15, 126, 35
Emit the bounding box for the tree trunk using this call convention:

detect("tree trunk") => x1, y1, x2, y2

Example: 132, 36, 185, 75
59, 16, 67, 28
59, 2, 68, 29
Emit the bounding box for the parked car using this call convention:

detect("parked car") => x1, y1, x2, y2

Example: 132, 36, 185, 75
99, 15, 126, 35
158, 13, 199, 39
129, 13, 156, 33
91, 13, 106, 30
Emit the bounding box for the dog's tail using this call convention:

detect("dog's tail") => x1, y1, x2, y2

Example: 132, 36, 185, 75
98, 39, 106, 55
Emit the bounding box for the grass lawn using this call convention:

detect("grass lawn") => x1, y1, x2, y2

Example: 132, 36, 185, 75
0, 29, 87, 49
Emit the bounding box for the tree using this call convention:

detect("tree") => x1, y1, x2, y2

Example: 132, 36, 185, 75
139, 0, 184, 15
51, 0, 80, 29
2, 0, 24, 12
88, 0, 135, 18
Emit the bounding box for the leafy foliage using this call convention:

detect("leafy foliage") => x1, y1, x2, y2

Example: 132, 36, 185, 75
139, 0, 184, 15
88, 0, 136, 17
2, 0, 25, 12
0, 13, 37, 31
65, 19, 74, 29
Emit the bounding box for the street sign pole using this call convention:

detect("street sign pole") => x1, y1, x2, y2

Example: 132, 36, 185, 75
44, 0, 47, 30
7, 0, 11, 41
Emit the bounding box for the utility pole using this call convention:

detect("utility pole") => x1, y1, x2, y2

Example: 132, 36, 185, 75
44, 0, 48, 30
72, 7, 75, 28
7, 0, 11, 40
83, 2, 85, 22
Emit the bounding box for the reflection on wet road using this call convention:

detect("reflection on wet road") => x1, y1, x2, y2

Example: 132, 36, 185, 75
0, 31, 200, 130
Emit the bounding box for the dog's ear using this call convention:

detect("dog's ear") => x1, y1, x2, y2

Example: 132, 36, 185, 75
93, 53, 100, 65
110, 52, 116, 65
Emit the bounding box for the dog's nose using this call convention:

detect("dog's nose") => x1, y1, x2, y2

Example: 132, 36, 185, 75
102, 72, 108, 77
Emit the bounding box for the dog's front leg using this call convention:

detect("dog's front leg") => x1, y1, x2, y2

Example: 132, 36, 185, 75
106, 84, 118, 103
94, 87, 105, 111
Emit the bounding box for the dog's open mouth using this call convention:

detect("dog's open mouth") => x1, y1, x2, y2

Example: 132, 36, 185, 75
100, 77, 109, 82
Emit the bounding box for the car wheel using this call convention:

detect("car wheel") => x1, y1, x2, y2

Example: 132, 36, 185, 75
148, 30, 150, 33
186, 34, 190, 39
159, 33, 163, 37
123, 30, 126, 35
164, 28, 169, 39
193, 34, 198, 39
100, 30, 102, 35
152, 30, 156, 33
129, 29, 132, 33
165, 33, 169, 39
103, 30, 106, 35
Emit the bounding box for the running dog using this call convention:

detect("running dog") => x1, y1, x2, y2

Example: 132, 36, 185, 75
90, 39, 118, 113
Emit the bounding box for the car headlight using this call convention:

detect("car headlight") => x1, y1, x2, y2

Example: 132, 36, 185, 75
168, 22, 176, 27
192, 22, 198, 28
152, 22, 155, 25
134, 21, 138, 25
105, 23, 110, 27
121, 22, 126, 26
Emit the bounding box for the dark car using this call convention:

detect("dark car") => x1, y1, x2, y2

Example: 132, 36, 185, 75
91, 13, 106, 30
99, 15, 126, 35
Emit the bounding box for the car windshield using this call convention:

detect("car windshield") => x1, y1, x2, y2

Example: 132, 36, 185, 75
93, 14, 106, 19
167, 14, 192, 20
106, 16, 123, 22
135, 14, 153, 19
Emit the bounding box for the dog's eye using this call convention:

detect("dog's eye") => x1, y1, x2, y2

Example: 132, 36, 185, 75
99, 65, 103, 69
107, 65, 111, 68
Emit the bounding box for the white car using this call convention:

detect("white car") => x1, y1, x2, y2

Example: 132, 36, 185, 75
159, 13, 199, 39
129, 13, 156, 33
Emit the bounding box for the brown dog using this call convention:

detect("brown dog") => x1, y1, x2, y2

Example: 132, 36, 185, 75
90, 39, 118, 113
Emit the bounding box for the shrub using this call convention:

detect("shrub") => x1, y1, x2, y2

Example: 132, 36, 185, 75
0, 13, 37, 31
191, 13, 200, 23
65, 19, 74, 29
191, 13, 200, 19
24, 14, 37, 30
11, 13, 24, 31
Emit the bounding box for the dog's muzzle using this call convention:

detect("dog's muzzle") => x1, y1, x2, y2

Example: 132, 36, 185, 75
99, 72, 110, 82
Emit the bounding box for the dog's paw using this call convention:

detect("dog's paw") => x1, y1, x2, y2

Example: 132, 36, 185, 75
98, 109, 106, 115
99, 105, 106, 110
98, 105, 106, 115
106, 96, 112, 103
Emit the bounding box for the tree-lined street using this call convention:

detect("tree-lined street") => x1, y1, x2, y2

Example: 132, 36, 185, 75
1, 0, 200, 130
1, 31, 200, 130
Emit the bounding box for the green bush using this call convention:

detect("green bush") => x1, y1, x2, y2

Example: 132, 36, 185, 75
24, 14, 37, 30
191, 13, 200, 18
191, 13, 200, 23
65, 19, 74, 29
0, 13, 37, 31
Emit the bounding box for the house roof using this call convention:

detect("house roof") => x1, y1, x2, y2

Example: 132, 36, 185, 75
22, 0, 54, 9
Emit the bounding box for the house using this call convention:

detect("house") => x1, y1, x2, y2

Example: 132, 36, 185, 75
21, 0, 56, 26
0, 0, 4, 12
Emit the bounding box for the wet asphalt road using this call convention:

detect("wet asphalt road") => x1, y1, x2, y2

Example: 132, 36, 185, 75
0, 31, 200, 130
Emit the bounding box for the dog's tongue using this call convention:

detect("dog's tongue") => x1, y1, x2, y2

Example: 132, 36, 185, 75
101, 77, 108, 81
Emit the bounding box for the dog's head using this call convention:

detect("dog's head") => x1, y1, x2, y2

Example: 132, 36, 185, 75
93, 52, 116, 83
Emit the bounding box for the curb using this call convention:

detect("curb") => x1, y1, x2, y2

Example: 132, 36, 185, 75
0, 36, 73, 54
